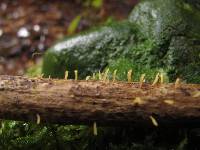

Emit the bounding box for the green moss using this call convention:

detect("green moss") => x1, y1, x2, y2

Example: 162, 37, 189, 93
26, 61, 42, 77
42, 21, 139, 79
128, 0, 200, 82
107, 58, 169, 82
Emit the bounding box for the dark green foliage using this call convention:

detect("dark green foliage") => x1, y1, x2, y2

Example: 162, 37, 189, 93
0, 120, 190, 149
184, 0, 200, 9
0, 121, 51, 149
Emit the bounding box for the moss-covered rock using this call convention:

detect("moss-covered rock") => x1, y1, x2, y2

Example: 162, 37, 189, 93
42, 0, 200, 83
129, 0, 199, 44
42, 21, 139, 79
128, 0, 200, 82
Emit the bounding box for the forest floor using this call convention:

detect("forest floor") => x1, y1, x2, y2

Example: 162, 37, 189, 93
0, 0, 138, 75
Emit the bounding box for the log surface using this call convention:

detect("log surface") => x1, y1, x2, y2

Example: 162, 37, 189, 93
0, 75, 200, 127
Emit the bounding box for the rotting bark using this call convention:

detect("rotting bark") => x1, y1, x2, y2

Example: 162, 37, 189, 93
0, 75, 200, 127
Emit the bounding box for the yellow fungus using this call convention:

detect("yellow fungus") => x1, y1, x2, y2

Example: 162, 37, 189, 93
193, 91, 200, 98
175, 78, 180, 89
103, 68, 109, 81
139, 74, 145, 88
150, 116, 158, 127
127, 69, 132, 82
98, 71, 102, 80
74, 70, 78, 80
112, 70, 117, 82
37, 74, 44, 79
164, 100, 174, 105
92, 73, 96, 80
152, 73, 160, 86
36, 114, 41, 125
132, 97, 145, 105
160, 73, 164, 84
86, 76, 91, 80
65, 71, 68, 80
48, 75, 51, 79
93, 122, 98, 136
70, 94, 74, 98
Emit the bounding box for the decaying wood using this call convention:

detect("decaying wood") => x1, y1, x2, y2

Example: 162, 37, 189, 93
0, 75, 200, 127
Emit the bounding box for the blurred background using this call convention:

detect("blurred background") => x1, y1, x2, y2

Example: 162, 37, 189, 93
0, 0, 138, 75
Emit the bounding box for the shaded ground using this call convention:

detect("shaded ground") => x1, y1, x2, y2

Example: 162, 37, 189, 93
0, 0, 138, 75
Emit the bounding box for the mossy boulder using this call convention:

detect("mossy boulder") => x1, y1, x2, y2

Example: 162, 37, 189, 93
128, 0, 200, 82
42, 21, 139, 79
42, 0, 200, 83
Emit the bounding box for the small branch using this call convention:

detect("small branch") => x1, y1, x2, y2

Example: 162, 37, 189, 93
0, 75, 200, 127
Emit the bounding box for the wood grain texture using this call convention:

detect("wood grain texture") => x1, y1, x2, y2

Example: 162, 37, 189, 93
0, 75, 200, 127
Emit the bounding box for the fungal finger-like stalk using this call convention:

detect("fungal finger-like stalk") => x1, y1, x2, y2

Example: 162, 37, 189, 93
74, 70, 78, 80
127, 69, 132, 83
93, 122, 98, 136
38, 74, 44, 79
48, 75, 51, 79
150, 116, 158, 127
193, 91, 200, 98
85, 76, 91, 80
139, 74, 145, 88
65, 70, 68, 80
92, 73, 96, 80
36, 114, 41, 124
160, 73, 164, 84
103, 68, 109, 81
164, 99, 174, 105
152, 73, 160, 86
98, 71, 102, 80
132, 97, 145, 105
112, 70, 117, 82
175, 78, 181, 89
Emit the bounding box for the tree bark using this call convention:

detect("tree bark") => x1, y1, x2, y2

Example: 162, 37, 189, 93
0, 75, 200, 127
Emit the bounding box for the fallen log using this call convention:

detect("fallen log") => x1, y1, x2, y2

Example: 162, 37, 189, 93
0, 75, 200, 127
